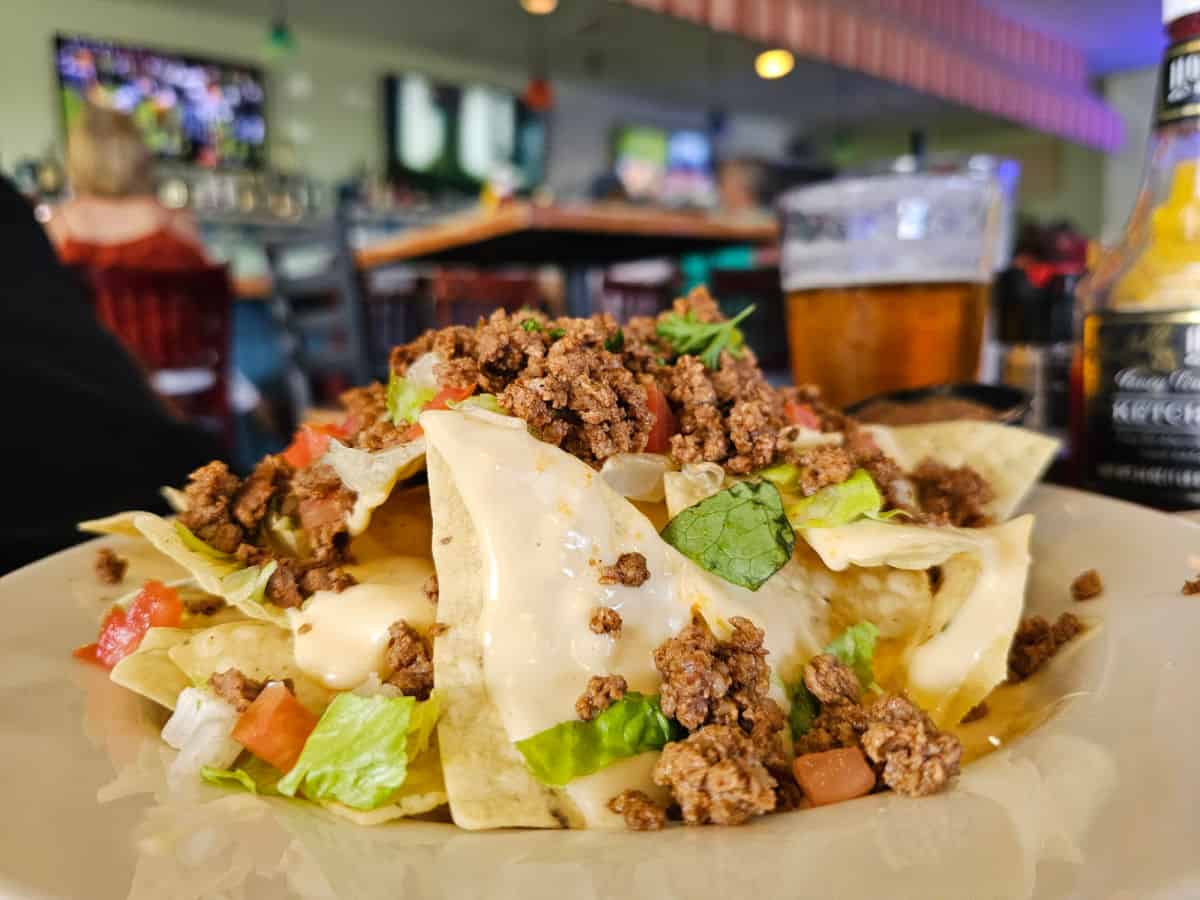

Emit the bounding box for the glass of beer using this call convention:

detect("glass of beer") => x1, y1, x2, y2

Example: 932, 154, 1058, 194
778, 173, 1004, 409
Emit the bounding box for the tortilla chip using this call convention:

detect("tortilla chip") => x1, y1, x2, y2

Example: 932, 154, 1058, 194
422, 410, 829, 829
109, 627, 193, 709
876, 422, 1059, 521
168, 620, 337, 715
425, 443, 570, 830
78, 511, 153, 536
130, 513, 289, 628
801, 515, 1034, 726
323, 438, 427, 536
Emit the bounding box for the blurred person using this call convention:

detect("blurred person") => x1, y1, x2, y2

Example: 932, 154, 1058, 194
681, 158, 773, 293
1, 175, 222, 572
44, 104, 207, 269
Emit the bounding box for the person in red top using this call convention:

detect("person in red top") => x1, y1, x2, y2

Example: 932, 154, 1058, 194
44, 104, 209, 270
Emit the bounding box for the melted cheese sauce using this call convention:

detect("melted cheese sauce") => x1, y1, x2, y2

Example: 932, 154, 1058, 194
422, 411, 829, 825
290, 502, 437, 690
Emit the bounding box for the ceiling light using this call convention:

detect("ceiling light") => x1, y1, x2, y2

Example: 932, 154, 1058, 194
755, 49, 794, 80
521, 0, 558, 13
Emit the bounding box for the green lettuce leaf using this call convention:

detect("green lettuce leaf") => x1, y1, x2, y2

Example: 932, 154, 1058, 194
786, 469, 891, 529
788, 621, 880, 739
788, 684, 818, 738
824, 621, 879, 691
656, 304, 754, 369
218, 561, 283, 626
661, 480, 795, 591
276, 691, 441, 811
173, 521, 236, 563
515, 692, 683, 787
386, 370, 436, 426
756, 462, 799, 492
446, 393, 505, 415
201, 756, 283, 795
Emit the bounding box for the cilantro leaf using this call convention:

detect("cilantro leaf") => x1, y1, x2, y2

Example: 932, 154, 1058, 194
548, 327, 566, 340
660, 480, 794, 591
515, 693, 683, 786
656, 304, 755, 369
520, 318, 543, 333
604, 328, 625, 353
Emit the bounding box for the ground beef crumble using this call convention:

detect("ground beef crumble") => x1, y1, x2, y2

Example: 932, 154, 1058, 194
651, 614, 794, 821
652, 724, 778, 825
790, 446, 855, 496
588, 606, 622, 636
233, 456, 291, 531
860, 695, 962, 798
1184, 576, 1200, 596
791, 655, 961, 799
178, 461, 245, 554
1008, 612, 1083, 681
598, 552, 650, 587
911, 459, 994, 527
803, 653, 861, 706
384, 620, 434, 700
423, 573, 439, 604
209, 668, 264, 712
93, 548, 127, 585
607, 789, 666, 831
1071, 569, 1103, 602
575, 674, 627, 721
291, 463, 355, 562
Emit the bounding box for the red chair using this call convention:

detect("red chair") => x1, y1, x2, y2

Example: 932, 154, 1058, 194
76, 264, 234, 444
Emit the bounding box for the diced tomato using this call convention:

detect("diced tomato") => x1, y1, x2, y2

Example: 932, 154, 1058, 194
74, 580, 184, 669
792, 747, 877, 807
783, 400, 821, 430
282, 424, 340, 469
424, 384, 474, 412
643, 382, 678, 454
231, 682, 319, 772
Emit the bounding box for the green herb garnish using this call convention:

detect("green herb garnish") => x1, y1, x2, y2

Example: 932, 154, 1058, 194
656, 304, 755, 369
604, 328, 625, 353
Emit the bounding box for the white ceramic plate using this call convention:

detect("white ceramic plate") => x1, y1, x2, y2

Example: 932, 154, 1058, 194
3, 485, 1199, 900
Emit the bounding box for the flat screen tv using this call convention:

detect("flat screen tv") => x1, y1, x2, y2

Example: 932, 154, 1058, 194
55, 34, 268, 170
385, 73, 545, 192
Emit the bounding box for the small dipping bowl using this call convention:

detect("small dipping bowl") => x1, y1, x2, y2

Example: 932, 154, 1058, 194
845, 382, 1031, 426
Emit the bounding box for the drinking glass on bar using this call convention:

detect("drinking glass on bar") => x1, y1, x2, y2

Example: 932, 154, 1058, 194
778, 173, 1005, 409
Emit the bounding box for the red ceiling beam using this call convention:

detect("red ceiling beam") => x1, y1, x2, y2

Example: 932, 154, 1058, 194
620, 0, 1123, 151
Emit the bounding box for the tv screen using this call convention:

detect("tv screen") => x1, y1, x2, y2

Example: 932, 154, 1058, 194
55, 34, 267, 170
385, 73, 545, 191
613, 125, 715, 206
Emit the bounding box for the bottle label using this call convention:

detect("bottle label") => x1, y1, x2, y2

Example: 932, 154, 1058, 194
1084, 309, 1200, 508
1159, 38, 1200, 125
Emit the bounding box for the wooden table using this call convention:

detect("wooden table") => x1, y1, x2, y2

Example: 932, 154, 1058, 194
354, 202, 778, 316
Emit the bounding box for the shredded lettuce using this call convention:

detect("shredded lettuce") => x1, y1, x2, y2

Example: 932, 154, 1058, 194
201, 756, 282, 795
446, 393, 504, 415
756, 462, 799, 491
218, 561, 283, 627
661, 480, 795, 591
173, 521, 235, 562
386, 371, 436, 426
824, 621, 879, 691
786, 469, 897, 529
276, 692, 441, 811
788, 622, 880, 739
514, 692, 684, 787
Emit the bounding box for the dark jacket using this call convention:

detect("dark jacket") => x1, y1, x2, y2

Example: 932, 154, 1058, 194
0, 177, 221, 572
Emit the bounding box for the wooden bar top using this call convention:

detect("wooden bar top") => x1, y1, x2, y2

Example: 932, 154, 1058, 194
354, 202, 778, 270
